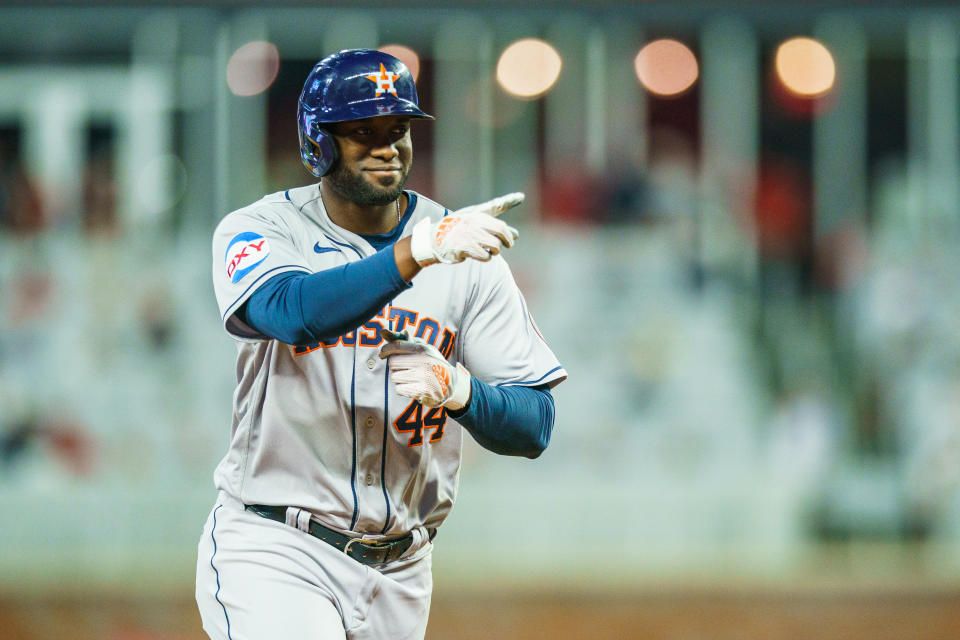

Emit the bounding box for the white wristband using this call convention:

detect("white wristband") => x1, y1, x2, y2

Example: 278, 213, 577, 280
443, 363, 472, 411
410, 217, 438, 266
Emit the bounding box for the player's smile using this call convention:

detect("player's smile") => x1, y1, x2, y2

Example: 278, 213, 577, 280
355, 161, 406, 193
363, 166, 403, 182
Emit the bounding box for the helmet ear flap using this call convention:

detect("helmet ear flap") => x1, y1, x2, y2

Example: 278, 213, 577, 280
310, 129, 339, 177
298, 109, 339, 177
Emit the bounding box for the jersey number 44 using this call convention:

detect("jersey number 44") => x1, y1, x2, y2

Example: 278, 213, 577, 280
395, 401, 447, 447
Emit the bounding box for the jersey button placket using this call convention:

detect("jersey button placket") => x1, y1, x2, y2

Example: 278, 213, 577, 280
365, 416, 375, 428
365, 473, 375, 486
366, 357, 376, 370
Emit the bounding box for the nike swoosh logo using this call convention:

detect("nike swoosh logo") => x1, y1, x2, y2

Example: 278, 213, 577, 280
314, 242, 340, 254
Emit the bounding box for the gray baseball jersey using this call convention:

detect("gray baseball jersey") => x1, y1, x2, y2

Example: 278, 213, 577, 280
210, 184, 566, 538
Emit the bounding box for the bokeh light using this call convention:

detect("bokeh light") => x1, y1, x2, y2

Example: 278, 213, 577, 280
135, 153, 188, 217
226, 40, 280, 97
634, 39, 699, 97
775, 37, 836, 97
496, 38, 563, 99
378, 44, 420, 81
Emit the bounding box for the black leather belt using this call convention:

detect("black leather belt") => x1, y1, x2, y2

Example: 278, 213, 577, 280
245, 504, 431, 566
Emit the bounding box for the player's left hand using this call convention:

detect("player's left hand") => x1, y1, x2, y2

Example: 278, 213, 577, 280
378, 328, 472, 410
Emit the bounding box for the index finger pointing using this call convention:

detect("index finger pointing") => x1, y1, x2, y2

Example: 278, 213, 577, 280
484, 192, 525, 218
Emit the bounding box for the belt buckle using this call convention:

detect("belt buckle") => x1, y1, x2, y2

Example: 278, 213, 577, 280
343, 538, 364, 556
344, 537, 391, 564
345, 537, 388, 552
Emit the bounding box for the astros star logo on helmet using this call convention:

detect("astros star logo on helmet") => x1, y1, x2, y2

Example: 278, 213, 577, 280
365, 63, 400, 97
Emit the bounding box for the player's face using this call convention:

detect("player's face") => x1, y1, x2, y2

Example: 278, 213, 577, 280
324, 116, 413, 206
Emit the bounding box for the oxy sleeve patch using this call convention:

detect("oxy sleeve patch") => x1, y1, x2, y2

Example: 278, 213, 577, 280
225, 232, 271, 283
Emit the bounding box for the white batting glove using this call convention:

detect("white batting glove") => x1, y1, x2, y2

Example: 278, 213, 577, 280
378, 328, 472, 410
409, 192, 524, 266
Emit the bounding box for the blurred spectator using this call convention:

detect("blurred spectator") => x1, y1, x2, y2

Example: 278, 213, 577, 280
137, 282, 177, 352
602, 150, 652, 225
539, 163, 607, 223
0, 414, 96, 478
646, 125, 697, 221
753, 156, 811, 262
766, 385, 839, 501
6, 269, 53, 328
814, 220, 869, 293
0, 155, 46, 234
82, 146, 118, 236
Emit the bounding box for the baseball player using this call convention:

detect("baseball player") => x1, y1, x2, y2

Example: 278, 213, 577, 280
195, 49, 566, 640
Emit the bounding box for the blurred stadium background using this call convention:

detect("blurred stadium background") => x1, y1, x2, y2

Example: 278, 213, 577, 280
3, 1, 960, 638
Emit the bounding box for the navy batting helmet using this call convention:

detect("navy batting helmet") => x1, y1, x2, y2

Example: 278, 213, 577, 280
297, 48, 434, 178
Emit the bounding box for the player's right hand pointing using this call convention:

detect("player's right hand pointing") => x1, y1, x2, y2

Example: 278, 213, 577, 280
409, 192, 523, 266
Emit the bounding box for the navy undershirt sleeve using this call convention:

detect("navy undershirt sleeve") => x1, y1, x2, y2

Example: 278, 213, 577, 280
240, 246, 410, 345
449, 381, 555, 459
